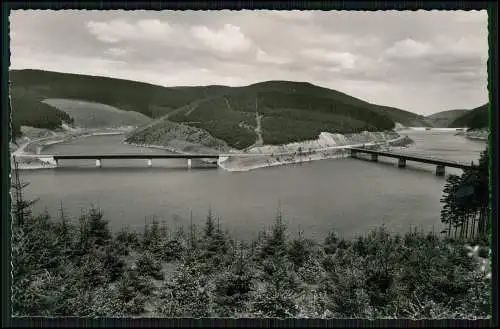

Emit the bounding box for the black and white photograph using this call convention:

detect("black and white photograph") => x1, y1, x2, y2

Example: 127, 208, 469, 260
7, 8, 492, 319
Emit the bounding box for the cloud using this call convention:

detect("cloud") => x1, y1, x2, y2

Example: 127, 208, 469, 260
256, 48, 291, 65
10, 50, 127, 77
378, 35, 487, 88
300, 49, 358, 69
86, 19, 172, 43
105, 47, 128, 57
263, 10, 314, 21
452, 10, 488, 23
301, 32, 382, 52
190, 24, 253, 53
384, 38, 433, 59
384, 36, 487, 62
438, 36, 488, 59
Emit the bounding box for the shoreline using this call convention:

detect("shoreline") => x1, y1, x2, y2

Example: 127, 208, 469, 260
218, 136, 408, 172
466, 137, 488, 141
455, 128, 489, 142
126, 132, 412, 172
12, 128, 411, 172
11, 126, 133, 170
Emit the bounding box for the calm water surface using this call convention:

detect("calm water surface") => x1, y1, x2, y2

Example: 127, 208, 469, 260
20, 130, 486, 241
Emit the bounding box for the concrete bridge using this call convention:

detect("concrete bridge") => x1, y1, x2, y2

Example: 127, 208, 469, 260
49, 153, 279, 169
349, 148, 477, 176
51, 153, 224, 169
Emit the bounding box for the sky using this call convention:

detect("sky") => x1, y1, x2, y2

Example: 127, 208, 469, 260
9, 10, 489, 115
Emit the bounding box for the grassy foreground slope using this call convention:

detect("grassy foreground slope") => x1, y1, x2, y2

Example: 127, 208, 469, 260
426, 109, 470, 128
449, 104, 489, 129
11, 69, 427, 148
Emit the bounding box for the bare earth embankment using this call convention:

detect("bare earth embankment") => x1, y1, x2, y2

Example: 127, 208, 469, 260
11, 125, 137, 170
462, 128, 489, 141
11, 96, 154, 170
217, 130, 412, 172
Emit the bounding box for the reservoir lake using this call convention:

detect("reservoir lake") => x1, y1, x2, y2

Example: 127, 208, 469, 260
20, 129, 487, 241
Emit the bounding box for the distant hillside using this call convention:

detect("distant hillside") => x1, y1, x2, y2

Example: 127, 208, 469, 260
165, 86, 396, 148
9, 69, 228, 138
426, 109, 470, 128
129, 81, 431, 149
10, 69, 426, 148
449, 104, 489, 129
42, 98, 151, 128
240, 81, 432, 127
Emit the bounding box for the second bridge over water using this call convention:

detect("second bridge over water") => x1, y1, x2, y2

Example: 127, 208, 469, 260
349, 148, 476, 176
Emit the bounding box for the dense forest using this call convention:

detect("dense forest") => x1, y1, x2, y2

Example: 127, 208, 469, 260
440, 147, 490, 240
165, 92, 395, 148
449, 104, 489, 129
425, 109, 469, 128
9, 89, 74, 138
10, 149, 491, 318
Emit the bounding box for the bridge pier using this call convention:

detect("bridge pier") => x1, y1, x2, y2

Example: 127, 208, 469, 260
436, 165, 445, 177
350, 149, 357, 158
147, 159, 152, 168
370, 154, 378, 162
398, 158, 406, 168
96, 159, 102, 168
187, 158, 192, 169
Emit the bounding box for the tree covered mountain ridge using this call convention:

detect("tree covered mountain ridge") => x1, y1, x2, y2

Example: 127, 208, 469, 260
10, 69, 487, 149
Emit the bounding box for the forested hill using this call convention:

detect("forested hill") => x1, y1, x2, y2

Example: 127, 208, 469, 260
9, 69, 227, 137
426, 109, 470, 128
236, 80, 432, 127
448, 104, 489, 129
10, 69, 429, 147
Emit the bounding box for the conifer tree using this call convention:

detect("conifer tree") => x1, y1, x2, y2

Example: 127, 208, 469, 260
142, 217, 163, 254
440, 147, 489, 240
86, 207, 112, 246
323, 231, 339, 255
115, 226, 139, 256
162, 226, 187, 262
11, 156, 37, 227
253, 253, 300, 318
111, 269, 152, 315
135, 251, 164, 280
159, 262, 211, 317
259, 207, 288, 260
57, 202, 70, 241
204, 207, 216, 239
213, 249, 254, 316
287, 230, 313, 270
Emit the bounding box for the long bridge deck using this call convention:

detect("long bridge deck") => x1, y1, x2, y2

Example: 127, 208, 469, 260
349, 148, 476, 175
349, 148, 475, 170
52, 154, 221, 160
